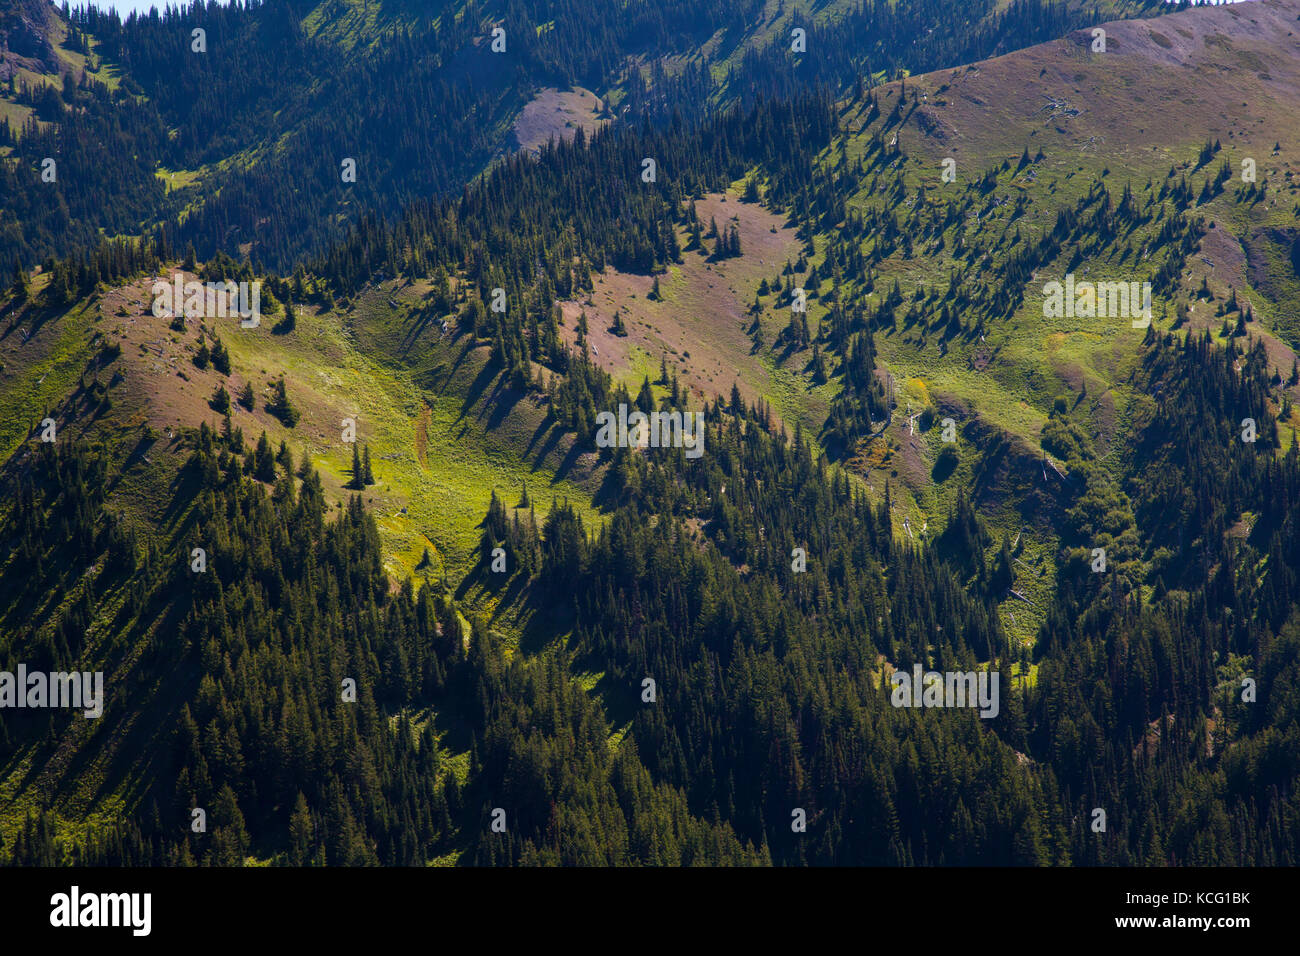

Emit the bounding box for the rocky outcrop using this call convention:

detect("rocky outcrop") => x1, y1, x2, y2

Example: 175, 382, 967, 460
0, 0, 62, 81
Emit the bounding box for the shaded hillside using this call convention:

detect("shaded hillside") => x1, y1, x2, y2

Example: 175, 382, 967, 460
1, 0, 1171, 269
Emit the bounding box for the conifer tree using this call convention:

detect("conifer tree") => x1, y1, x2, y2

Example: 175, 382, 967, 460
254, 431, 276, 482
267, 375, 298, 427
211, 337, 231, 375
351, 444, 364, 490
9, 261, 29, 301
210, 384, 230, 414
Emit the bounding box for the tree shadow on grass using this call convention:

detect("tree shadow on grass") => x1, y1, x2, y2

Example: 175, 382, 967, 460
455, 360, 501, 424
550, 436, 590, 484
517, 584, 575, 657
395, 307, 438, 357
482, 383, 527, 432
527, 420, 567, 472
159, 460, 201, 539
112, 432, 157, 492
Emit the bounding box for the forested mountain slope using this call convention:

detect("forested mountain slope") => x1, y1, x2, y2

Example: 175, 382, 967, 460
1, 0, 1169, 269
1, 0, 1298, 866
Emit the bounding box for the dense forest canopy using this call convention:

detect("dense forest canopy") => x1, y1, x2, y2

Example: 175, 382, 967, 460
0, 0, 1168, 269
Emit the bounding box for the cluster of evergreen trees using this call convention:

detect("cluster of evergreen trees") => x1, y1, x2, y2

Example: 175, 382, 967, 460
469, 328, 1300, 864
3, 0, 1172, 273
0, 427, 761, 865
308, 92, 836, 396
